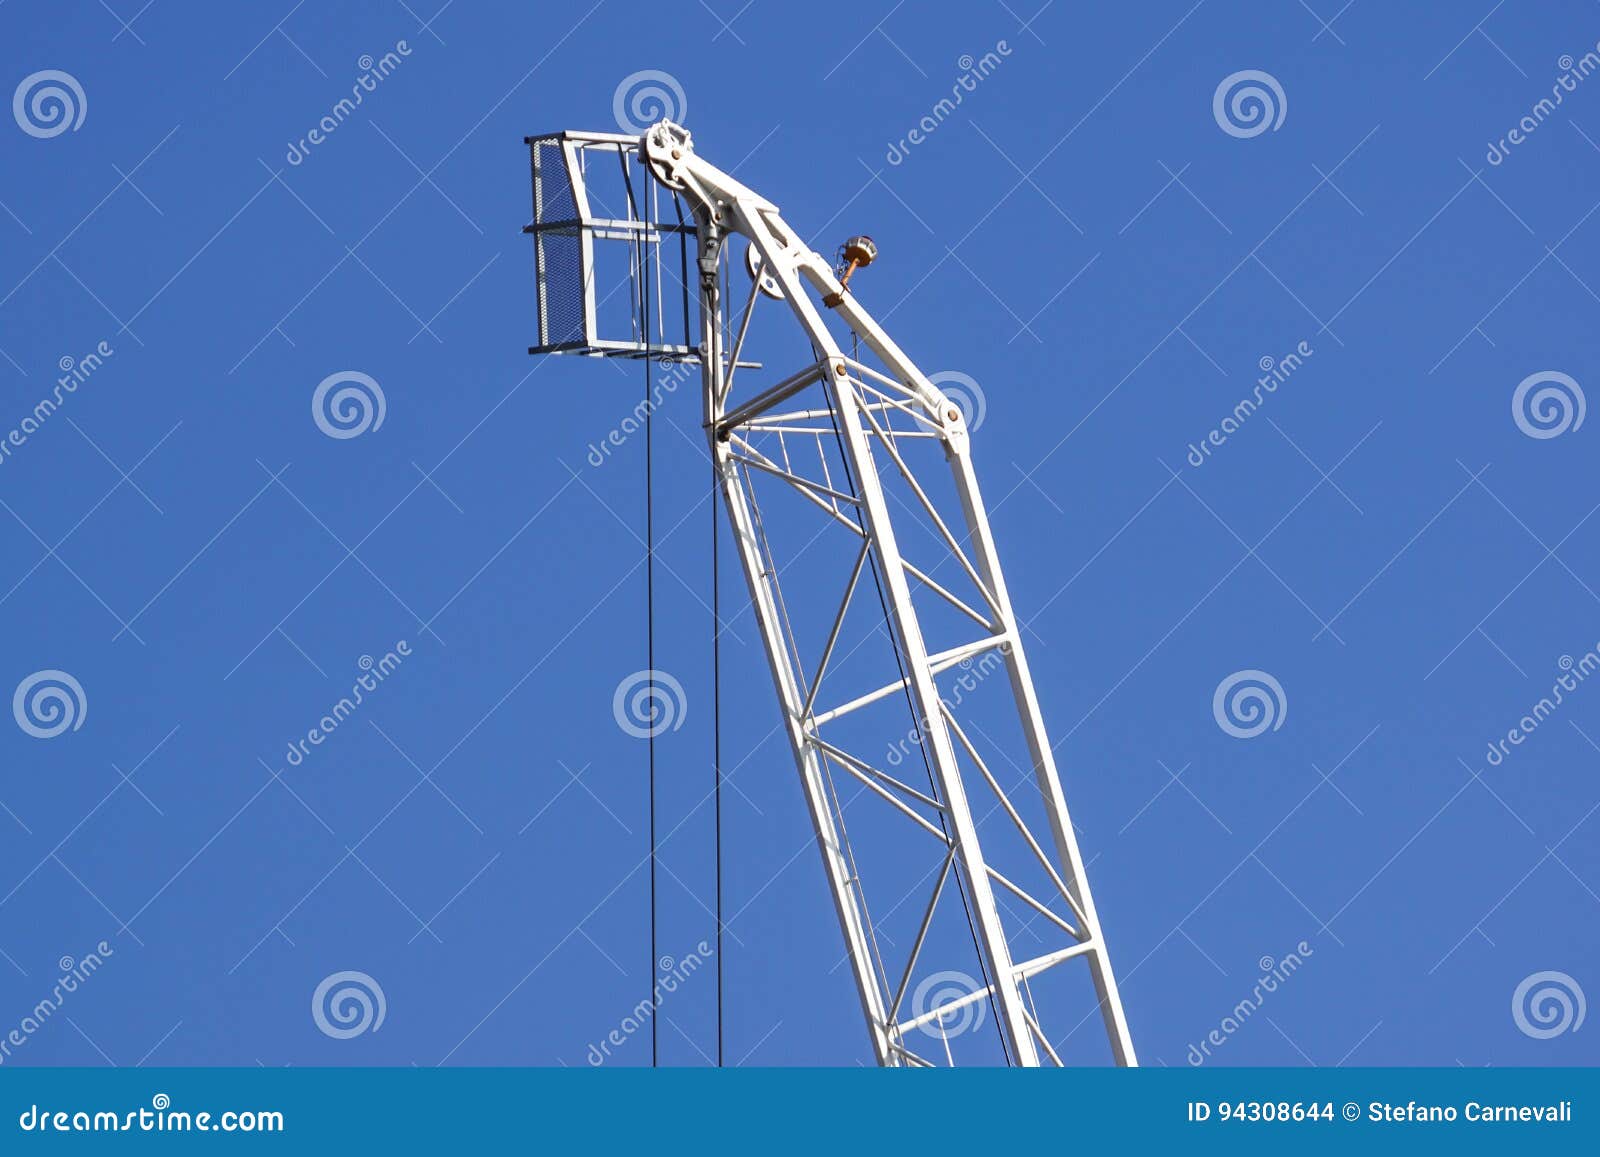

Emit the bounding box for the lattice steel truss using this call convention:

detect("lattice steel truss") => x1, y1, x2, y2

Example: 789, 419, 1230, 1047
526, 120, 1136, 1066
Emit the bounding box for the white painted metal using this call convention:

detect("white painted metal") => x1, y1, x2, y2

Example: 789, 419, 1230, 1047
527, 120, 1136, 1067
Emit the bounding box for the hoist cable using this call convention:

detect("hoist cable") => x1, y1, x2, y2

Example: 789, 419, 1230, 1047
712, 456, 724, 1068
641, 165, 660, 1070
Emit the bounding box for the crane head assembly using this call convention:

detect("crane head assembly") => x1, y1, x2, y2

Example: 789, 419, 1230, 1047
524, 119, 1137, 1068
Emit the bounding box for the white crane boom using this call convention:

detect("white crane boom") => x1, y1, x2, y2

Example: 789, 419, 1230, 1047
527, 119, 1136, 1067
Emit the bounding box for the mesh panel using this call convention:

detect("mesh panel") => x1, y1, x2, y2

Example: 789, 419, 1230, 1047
535, 227, 587, 346
531, 140, 577, 222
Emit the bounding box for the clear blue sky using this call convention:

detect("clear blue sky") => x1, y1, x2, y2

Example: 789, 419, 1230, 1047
0, 0, 1596, 1068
